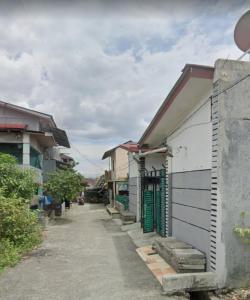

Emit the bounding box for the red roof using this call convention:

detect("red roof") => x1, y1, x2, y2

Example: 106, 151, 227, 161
102, 141, 139, 159
0, 124, 27, 130
120, 142, 139, 153
117, 142, 164, 154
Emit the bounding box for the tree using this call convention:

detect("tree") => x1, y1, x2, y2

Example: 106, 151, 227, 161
0, 153, 36, 200
45, 167, 84, 201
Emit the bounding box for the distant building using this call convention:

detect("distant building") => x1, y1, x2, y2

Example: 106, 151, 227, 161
60, 153, 75, 167
84, 178, 97, 189
0, 100, 70, 184
102, 141, 137, 206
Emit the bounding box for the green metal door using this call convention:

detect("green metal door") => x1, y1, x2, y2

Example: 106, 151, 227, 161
141, 169, 166, 236
156, 190, 162, 234
143, 190, 154, 233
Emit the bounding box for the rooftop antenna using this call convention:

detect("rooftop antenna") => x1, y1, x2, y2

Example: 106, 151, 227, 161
234, 10, 250, 61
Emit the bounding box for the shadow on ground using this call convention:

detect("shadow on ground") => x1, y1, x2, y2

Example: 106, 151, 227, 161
52, 218, 73, 225
86, 203, 106, 210
112, 234, 161, 292
99, 216, 162, 293
100, 218, 122, 233
28, 248, 54, 258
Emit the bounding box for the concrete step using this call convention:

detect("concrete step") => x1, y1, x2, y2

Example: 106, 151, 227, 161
162, 272, 217, 295
114, 200, 136, 223
121, 222, 141, 232
106, 205, 120, 219
120, 211, 136, 223
152, 237, 206, 273
122, 220, 135, 225
115, 200, 125, 213
128, 228, 158, 248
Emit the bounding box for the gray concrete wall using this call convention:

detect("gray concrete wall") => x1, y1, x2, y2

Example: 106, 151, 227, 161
129, 177, 139, 218
43, 159, 57, 182
172, 170, 211, 258
212, 59, 250, 288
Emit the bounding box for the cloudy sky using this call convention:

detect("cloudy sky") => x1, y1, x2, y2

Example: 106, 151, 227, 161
0, 0, 249, 177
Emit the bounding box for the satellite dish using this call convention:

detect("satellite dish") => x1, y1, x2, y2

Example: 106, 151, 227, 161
234, 10, 250, 52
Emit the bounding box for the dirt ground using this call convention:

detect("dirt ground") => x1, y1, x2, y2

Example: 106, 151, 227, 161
208, 289, 250, 300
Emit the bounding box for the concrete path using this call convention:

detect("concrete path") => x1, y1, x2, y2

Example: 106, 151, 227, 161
0, 203, 177, 300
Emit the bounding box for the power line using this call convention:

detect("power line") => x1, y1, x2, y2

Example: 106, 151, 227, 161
70, 143, 105, 172
51, 108, 105, 173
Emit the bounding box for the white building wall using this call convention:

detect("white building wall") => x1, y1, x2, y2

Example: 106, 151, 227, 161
51, 147, 61, 160
145, 153, 166, 171
167, 101, 212, 172
0, 132, 22, 143
0, 107, 40, 131
166, 99, 212, 260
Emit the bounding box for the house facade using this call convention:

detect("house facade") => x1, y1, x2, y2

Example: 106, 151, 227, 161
128, 150, 166, 223
102, 141, 136, 206
137, 60, 250, 289
0, 101, 70, 184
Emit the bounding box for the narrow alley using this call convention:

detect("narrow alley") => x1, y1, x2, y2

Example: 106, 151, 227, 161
0, 204, 170, 300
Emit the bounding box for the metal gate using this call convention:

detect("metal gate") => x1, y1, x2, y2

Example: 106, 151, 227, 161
141, 169, 166, 236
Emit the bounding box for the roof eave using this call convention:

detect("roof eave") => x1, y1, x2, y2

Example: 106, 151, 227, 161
119, 144, 139, 153
0, 100, 57, 128
138, 64, 214, 146
102, 148, 116, 160
102, 141, 139, 159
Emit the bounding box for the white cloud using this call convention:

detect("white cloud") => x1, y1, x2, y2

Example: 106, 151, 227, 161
0, 0, 248, 177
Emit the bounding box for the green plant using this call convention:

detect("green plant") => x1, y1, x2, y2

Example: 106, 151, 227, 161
233, 211, 250, 244
0, 194, 42, 246
0, 153, 36, 200
0, 239, 20, 272
45, 167, 83, 201
233, 227, 250, 244
0, 192, 42, 271
0, 153, 17, 165
0, 154, 42, 272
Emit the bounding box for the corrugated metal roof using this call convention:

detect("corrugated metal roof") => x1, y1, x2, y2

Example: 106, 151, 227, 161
42, 127, 70, 148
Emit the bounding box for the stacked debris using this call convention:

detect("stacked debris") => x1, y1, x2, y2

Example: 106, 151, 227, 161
152, 237, 206, 273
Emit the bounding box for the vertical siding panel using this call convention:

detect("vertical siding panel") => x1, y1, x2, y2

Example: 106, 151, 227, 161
209, 81, 219, 271
165, 156, 169, 236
